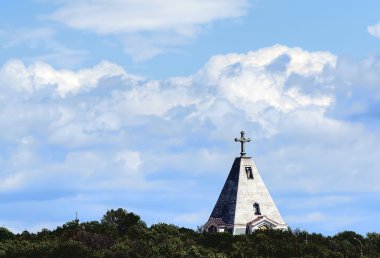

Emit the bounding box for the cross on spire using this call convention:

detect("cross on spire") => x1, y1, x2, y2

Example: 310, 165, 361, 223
235, 131, 251, 157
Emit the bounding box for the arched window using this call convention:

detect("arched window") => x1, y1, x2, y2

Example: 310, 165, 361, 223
258, 225, 269, 230
208, 225, 217, 233
253, 203, 261, 215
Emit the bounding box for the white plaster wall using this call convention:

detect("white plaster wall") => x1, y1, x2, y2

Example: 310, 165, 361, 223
234, 157, 286, 227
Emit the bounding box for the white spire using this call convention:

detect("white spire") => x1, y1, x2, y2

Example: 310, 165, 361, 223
204, 132, 287, 234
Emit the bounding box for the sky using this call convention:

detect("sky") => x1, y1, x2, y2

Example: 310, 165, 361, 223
1, 0, 380, 236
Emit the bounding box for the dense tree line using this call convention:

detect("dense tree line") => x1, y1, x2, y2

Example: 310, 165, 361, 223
0, 208, 378, 257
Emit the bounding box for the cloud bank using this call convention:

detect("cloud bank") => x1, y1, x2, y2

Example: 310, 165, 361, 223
1, 45, 380, 234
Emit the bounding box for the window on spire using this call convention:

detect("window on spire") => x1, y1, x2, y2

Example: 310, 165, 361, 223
245, 167, 253, 179
253, 203, 261, 215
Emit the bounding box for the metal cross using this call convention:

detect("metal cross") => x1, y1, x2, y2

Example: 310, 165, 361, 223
235, 131, 251, 157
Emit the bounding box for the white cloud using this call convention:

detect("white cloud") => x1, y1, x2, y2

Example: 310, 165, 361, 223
47, 0, 249, 60
49, 0, 247, 34
0, 59, 135, 96
194, 44, 336, 136
0, 174, 24, 192
1, 44, 380, 233
368, 22, 380, 38
0, 149, 149, 194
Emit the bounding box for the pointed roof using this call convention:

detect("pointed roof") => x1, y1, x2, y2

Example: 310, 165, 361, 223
209, 157, 240, 225
206, 131, 287, 234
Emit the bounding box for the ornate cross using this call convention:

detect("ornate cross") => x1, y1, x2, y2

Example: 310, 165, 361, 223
235, 131, 251, 157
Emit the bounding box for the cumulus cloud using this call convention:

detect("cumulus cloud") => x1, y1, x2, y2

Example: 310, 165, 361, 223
368, 22, 380, 38
0, 59, 135, 96
1, 44, 380, 233
46, 0, 249, 60
329, 56, 380, 122
193, 45, 336, 136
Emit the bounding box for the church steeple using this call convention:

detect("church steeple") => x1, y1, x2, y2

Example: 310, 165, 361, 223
204, 131, 287, 234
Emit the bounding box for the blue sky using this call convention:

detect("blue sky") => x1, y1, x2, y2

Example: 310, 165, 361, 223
1, 0, 380, 236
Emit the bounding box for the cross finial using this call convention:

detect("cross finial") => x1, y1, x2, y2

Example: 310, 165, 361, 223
234, 131, 251, 157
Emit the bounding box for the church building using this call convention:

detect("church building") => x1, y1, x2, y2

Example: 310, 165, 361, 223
204, 131, 287, 235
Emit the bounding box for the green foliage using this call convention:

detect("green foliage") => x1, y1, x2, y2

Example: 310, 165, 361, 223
366, 232, 380, 257
0, 209, 379, 257
0, 227, 14, 241
101, 208, 144, 237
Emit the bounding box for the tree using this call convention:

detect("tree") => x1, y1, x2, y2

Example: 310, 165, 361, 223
101, 208, 143, 237
0, 227, 14, 241
52, 240, 93, 258
366, 232, 380, 257
1, 209, 380, 257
